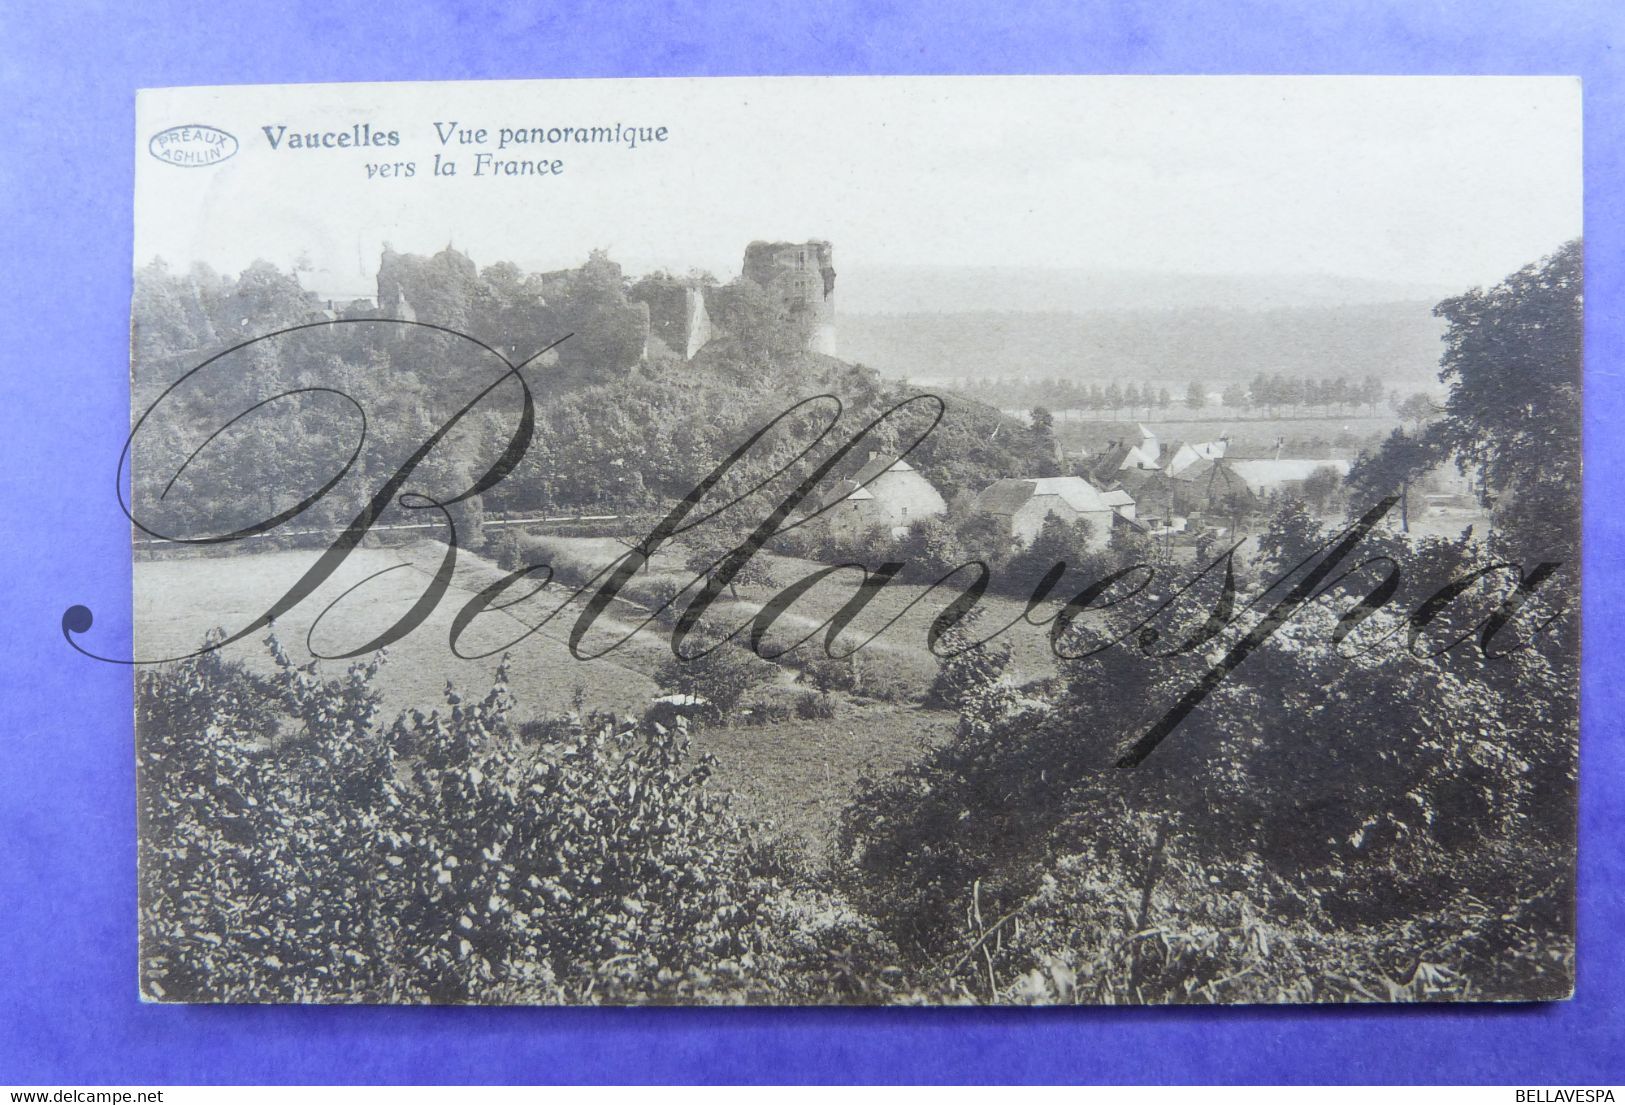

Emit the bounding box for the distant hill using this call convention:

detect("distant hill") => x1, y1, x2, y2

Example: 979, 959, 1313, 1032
838, 303, 1448, 390
838, 265, 1458, 315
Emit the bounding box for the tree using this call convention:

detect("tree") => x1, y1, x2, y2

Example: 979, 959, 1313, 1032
230, 260, 322, 335
1298, 464, 1346, 516
137, 637, 883, 1004
925, 610, 1012, 712
1281, 377, 1305, 413
550, 250, 649, 386
1221, 382, 1247, 410
1349, 431, 1473, 537
1003, 512, 1099, 595
1251, 372, 1274, 415
899, 515, 971, 580
1357, 240, 1582, 563
1184, 381, 1208, 411
951, 506, 1014, 569
681, 532, 778, 600
841, 509, 1577, 1000
1360, 375, 1386, 414
1393, 391, 1437, 427
1431, 241, 1582, 564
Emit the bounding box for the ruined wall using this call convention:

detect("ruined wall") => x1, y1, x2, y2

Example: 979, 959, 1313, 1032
631, 278, 713, 361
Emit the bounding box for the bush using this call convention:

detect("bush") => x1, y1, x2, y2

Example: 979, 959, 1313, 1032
924, 614, 1011, 711
136, 634, 907, 1004
484, 529, 526, 569
652, 640, 778, 726
795, 691, 836, 720
798, 651, 864, 695
858, 666, 918, 705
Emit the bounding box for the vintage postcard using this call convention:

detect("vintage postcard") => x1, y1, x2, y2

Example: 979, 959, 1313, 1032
119, 76, 1580, 1005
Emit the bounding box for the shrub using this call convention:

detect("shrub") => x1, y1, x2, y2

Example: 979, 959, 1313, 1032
795, 691, 836, 720
859, 666, 918, 705
924, 614, 1011, 711
798, 651, 864, 695
484, 529, 525, 570
652, 640, 779, 726
136, 634, 903, 1004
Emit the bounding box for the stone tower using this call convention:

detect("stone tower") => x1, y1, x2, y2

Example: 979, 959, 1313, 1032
741, 240, 836, 356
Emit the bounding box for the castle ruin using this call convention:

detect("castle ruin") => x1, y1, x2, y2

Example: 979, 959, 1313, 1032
741, 240, 837, 357
369, 239, 835, 365
632, 277, 714, 361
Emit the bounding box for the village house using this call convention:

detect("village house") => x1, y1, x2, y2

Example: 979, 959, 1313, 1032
974, 476, 1120, 551
1080, 424, 1161, 486
1226, 457, 1352, 496
821, 454, 947, 541
1134, 457, 1258, 533
1100, 487, 1137, 522
1164, 436, 1228, 477
1121, 424, 1162, 471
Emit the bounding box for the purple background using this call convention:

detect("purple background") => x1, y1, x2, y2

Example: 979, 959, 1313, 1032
1, 0, 1621, 1084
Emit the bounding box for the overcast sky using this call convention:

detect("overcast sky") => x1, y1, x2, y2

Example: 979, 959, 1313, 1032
135, 76, 1582, 305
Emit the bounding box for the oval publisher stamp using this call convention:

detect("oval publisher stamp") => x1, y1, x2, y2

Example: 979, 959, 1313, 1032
148, 124, 238, 167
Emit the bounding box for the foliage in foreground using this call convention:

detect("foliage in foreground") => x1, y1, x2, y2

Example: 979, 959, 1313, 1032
137, 635, 902, 1004
836, 517, 1577, 1004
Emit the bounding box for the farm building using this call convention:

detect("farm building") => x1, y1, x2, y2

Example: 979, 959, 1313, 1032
821, 454, 947, 540
974, 476, 1118, 551
1079, 424, 1161, 484
1134, 458, 1259, 528
1165, 437, 1228, 477
1100, 487, 1138, 522
1121, 424, 1163, 471
1227, 458, 1351, 495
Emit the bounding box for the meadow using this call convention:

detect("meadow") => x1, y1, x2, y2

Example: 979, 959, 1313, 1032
134, 537, 996, 851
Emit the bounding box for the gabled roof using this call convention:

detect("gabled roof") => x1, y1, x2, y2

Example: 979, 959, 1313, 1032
976, 476, 1113, 516
1227, 458, 1351, 490
824, 479, 873, 503
1170, 457, 1218, 483
821, 455, 925, 509
975, 479, 1039, 515
1121, 442, 1161, 470
1165, 439, 1228, 477
1100, 488, 1136, 507
850, 453, 918, 487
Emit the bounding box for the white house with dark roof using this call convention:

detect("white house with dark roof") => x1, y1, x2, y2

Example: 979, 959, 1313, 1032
821, 454, 947, 541
1100, 487, 1138, 522
974, 476, 1117, 551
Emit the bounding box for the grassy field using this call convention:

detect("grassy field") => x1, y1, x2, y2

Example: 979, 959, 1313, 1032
516, 532, 1070, 692
135, 543, 666, 723
1052, 413, 1403, 456
697, 702, 951, 857
135, 540, 965, 852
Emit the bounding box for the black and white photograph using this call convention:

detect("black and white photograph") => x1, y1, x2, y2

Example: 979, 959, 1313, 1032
121, 76, 1582, 1006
